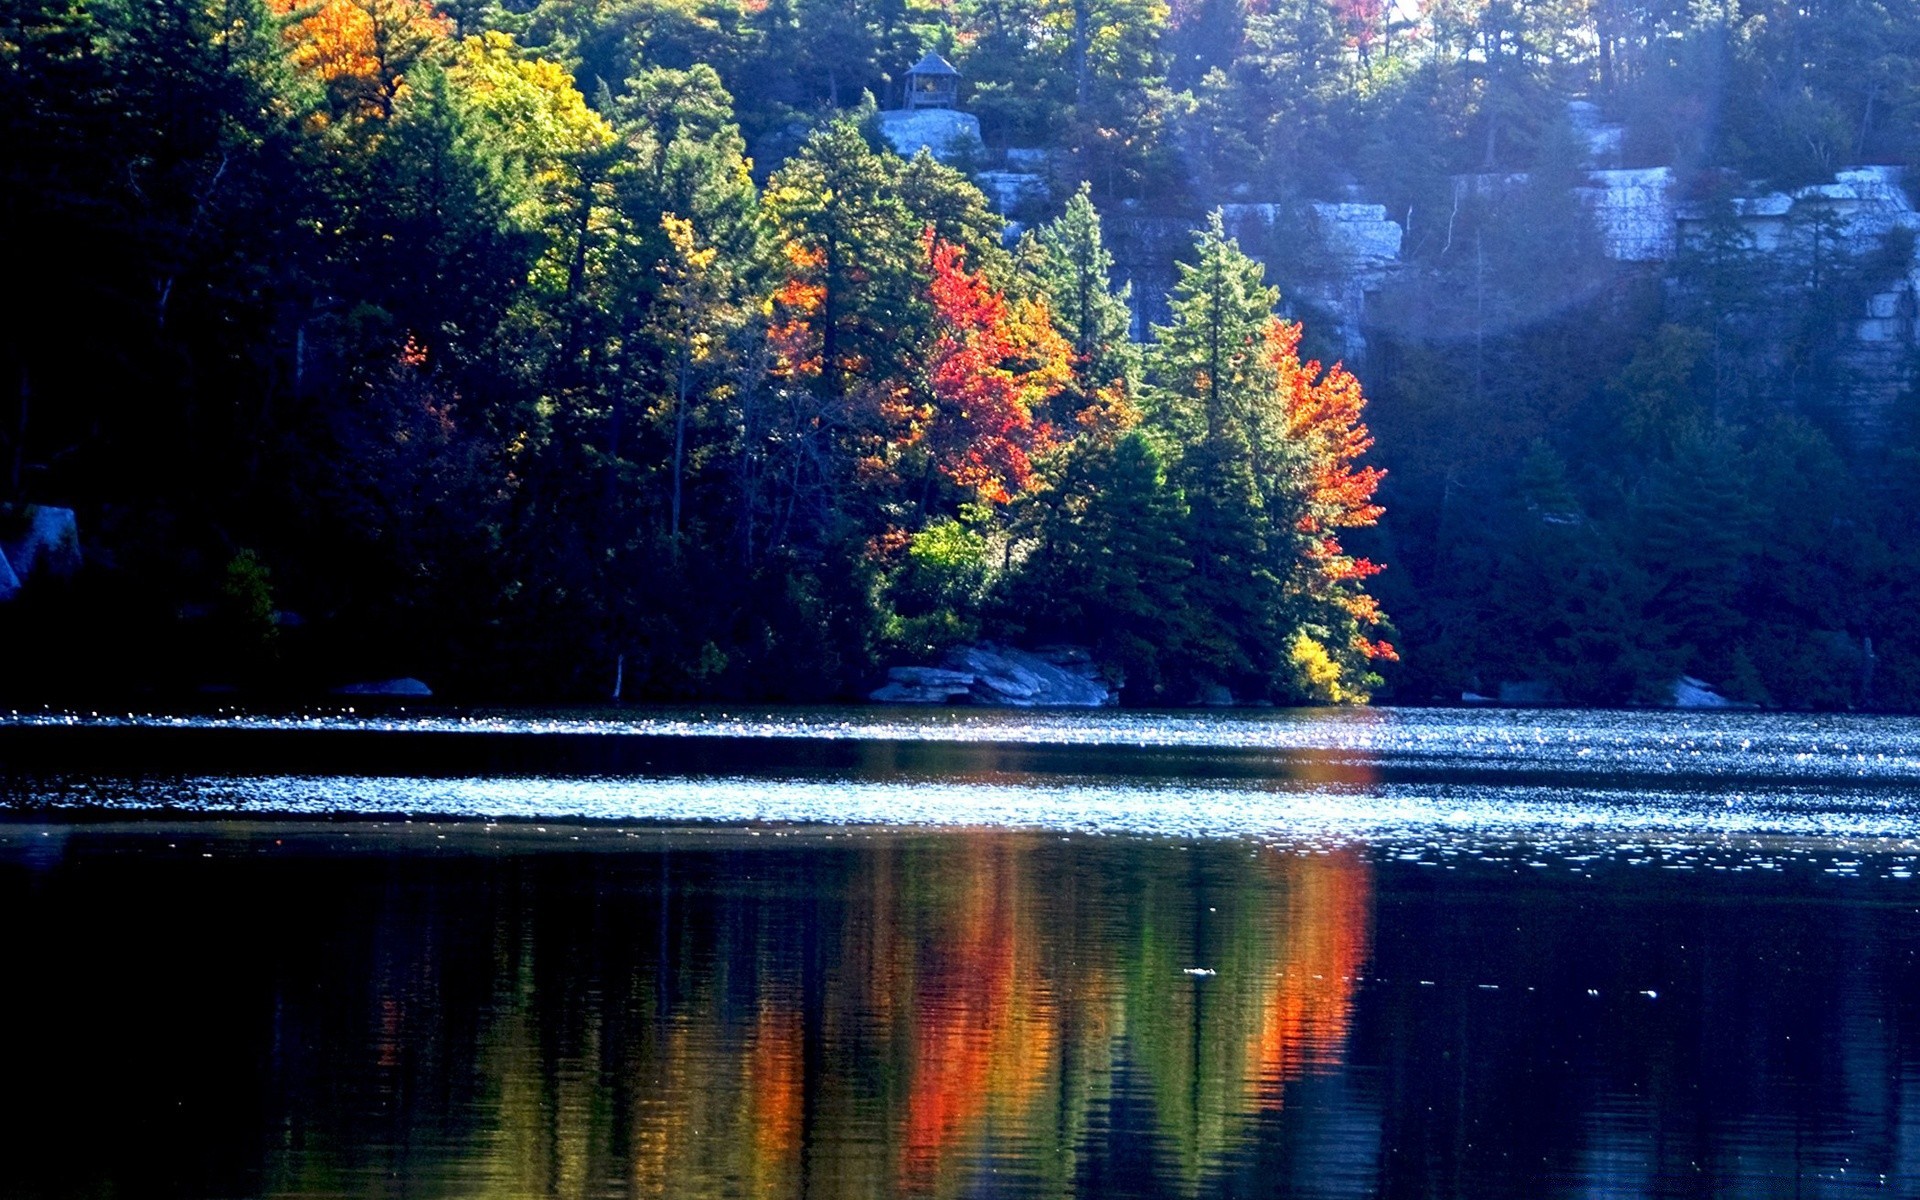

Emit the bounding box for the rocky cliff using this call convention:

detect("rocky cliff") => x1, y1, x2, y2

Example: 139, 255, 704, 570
1085, 162, 1917, 438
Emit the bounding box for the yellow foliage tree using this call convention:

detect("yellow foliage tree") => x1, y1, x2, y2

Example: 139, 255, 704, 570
271, 0, 452, 119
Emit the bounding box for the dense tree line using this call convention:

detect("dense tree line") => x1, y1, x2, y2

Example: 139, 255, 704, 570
9, 0, 1920, 706
0, 0, 1388, 702
1367, 167, 1920, 708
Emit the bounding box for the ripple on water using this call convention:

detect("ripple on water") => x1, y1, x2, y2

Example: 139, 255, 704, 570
13, 705, 1920, 782
14, 772, 1920, 877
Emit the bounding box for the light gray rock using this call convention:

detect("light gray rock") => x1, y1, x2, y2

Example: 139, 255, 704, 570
946, 644, 1048, 701
333, 677, 434, 697
891, 666, 977, 686
0, 505, 80, 600
1215, 201, 1404, 270
1669, 675, 1755, 709
1576, 168, 1677, 262
876, 109, 983, 164
1210, 201, 1405, 360
1111, 161, 1915, 436
975, 170, 1046, 214
870, 643, 1113, 706
1566, 100, 1624, 167
869, 665, 978, 704
1308, 202, 1404, 268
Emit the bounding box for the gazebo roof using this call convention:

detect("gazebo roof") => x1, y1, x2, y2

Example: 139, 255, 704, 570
907, 51, 960, 78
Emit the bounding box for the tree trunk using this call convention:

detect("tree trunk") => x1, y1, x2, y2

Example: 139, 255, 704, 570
8, 364, 28, 503
1073, 0, 1091, 107
822, 235, 841, 403
671, 349, 691, 550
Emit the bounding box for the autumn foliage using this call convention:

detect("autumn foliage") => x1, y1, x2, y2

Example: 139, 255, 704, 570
1266, 318, 1396, 665
923, 233, 1072, 503
271, 0, 451, 118
2, 0, 1401, 707
767, 241, 828, 382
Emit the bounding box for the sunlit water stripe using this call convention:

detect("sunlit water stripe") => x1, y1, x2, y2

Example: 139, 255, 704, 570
13, 706, 1920, 781
21, 774, 1920, 854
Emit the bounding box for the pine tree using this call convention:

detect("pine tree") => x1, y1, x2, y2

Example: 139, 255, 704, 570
1033, 182, 1140, 416
764, 118, 916, 407
1149, 210, 1279, 447
1013, 429, 1194, 698
1147, 212, 1287, 694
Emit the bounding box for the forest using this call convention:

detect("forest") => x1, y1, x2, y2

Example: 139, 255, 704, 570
4, 0, 1920, 706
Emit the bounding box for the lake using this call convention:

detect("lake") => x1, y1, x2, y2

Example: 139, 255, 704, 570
5, 706, 1920, 1197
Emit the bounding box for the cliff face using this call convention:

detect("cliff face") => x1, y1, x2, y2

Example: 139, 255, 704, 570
1091, 164, 1918, 441
1100, 202, 1403, 352
1600, 164, 1920, 439
1577, 168, 1677, 261
876, 109, 984, 162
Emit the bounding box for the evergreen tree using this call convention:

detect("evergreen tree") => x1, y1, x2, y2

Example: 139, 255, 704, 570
1033, 182, 1140, 413
763, 118, 916, 408
1148, 213, 1290, 695
1011, 429, 1194, 699
1149, 211, 1278, 447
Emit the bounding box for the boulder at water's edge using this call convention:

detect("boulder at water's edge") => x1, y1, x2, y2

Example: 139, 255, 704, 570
871, 643, 1114, 707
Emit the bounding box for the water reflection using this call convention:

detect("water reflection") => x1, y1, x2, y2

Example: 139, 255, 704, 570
5, 824, 1918, 1197
576, 836, 1370, 1200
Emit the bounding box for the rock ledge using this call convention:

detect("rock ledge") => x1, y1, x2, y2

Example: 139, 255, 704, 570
871, 643, 1114, 707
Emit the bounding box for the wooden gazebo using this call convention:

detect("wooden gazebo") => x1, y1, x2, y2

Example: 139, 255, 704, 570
905, 51, 960, 110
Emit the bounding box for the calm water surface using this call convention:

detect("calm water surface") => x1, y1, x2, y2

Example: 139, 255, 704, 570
7, 706, 1920, 1198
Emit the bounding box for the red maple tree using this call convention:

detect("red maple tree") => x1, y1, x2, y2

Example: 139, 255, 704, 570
1266, 317, 1396, 662
922, 232, 1072, 504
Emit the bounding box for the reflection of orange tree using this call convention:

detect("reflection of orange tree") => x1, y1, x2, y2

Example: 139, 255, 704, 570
628, 975, 807, 1199
861, 836, 1371, 1198
1246, 848, 1373, 1111
417, 835, 1370, 1200
1122, 845, 1373, 1192
743, 999, 806, 1197
895, 836, 1059, 1196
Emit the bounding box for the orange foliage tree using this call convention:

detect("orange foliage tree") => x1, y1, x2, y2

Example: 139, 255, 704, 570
922, 232, 1072, 505
1264, 317, 1397, 680
271, 0, 451, 119
766, 241, 827, 384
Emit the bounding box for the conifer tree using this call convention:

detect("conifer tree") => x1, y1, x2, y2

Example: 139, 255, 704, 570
1149, 212, 1288, 694
1013, 429, 1194, 698
1149, 212, 1279, 446
764, 119, 916, 407
1034, 183, 1140, 415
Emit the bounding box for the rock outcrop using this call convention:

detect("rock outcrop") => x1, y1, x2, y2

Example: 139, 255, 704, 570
1102, 93, 1917, 440
975, 170, 1047, 216
0, 506, 80, 602
1576, 168, 1677, 261
333, 677, 434, 697
1669, 675, 1755, 709
875, 109, 983, 164
871, 643, 1115, 706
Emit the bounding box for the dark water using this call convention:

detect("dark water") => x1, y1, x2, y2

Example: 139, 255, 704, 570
7, 707, 1920, 1197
